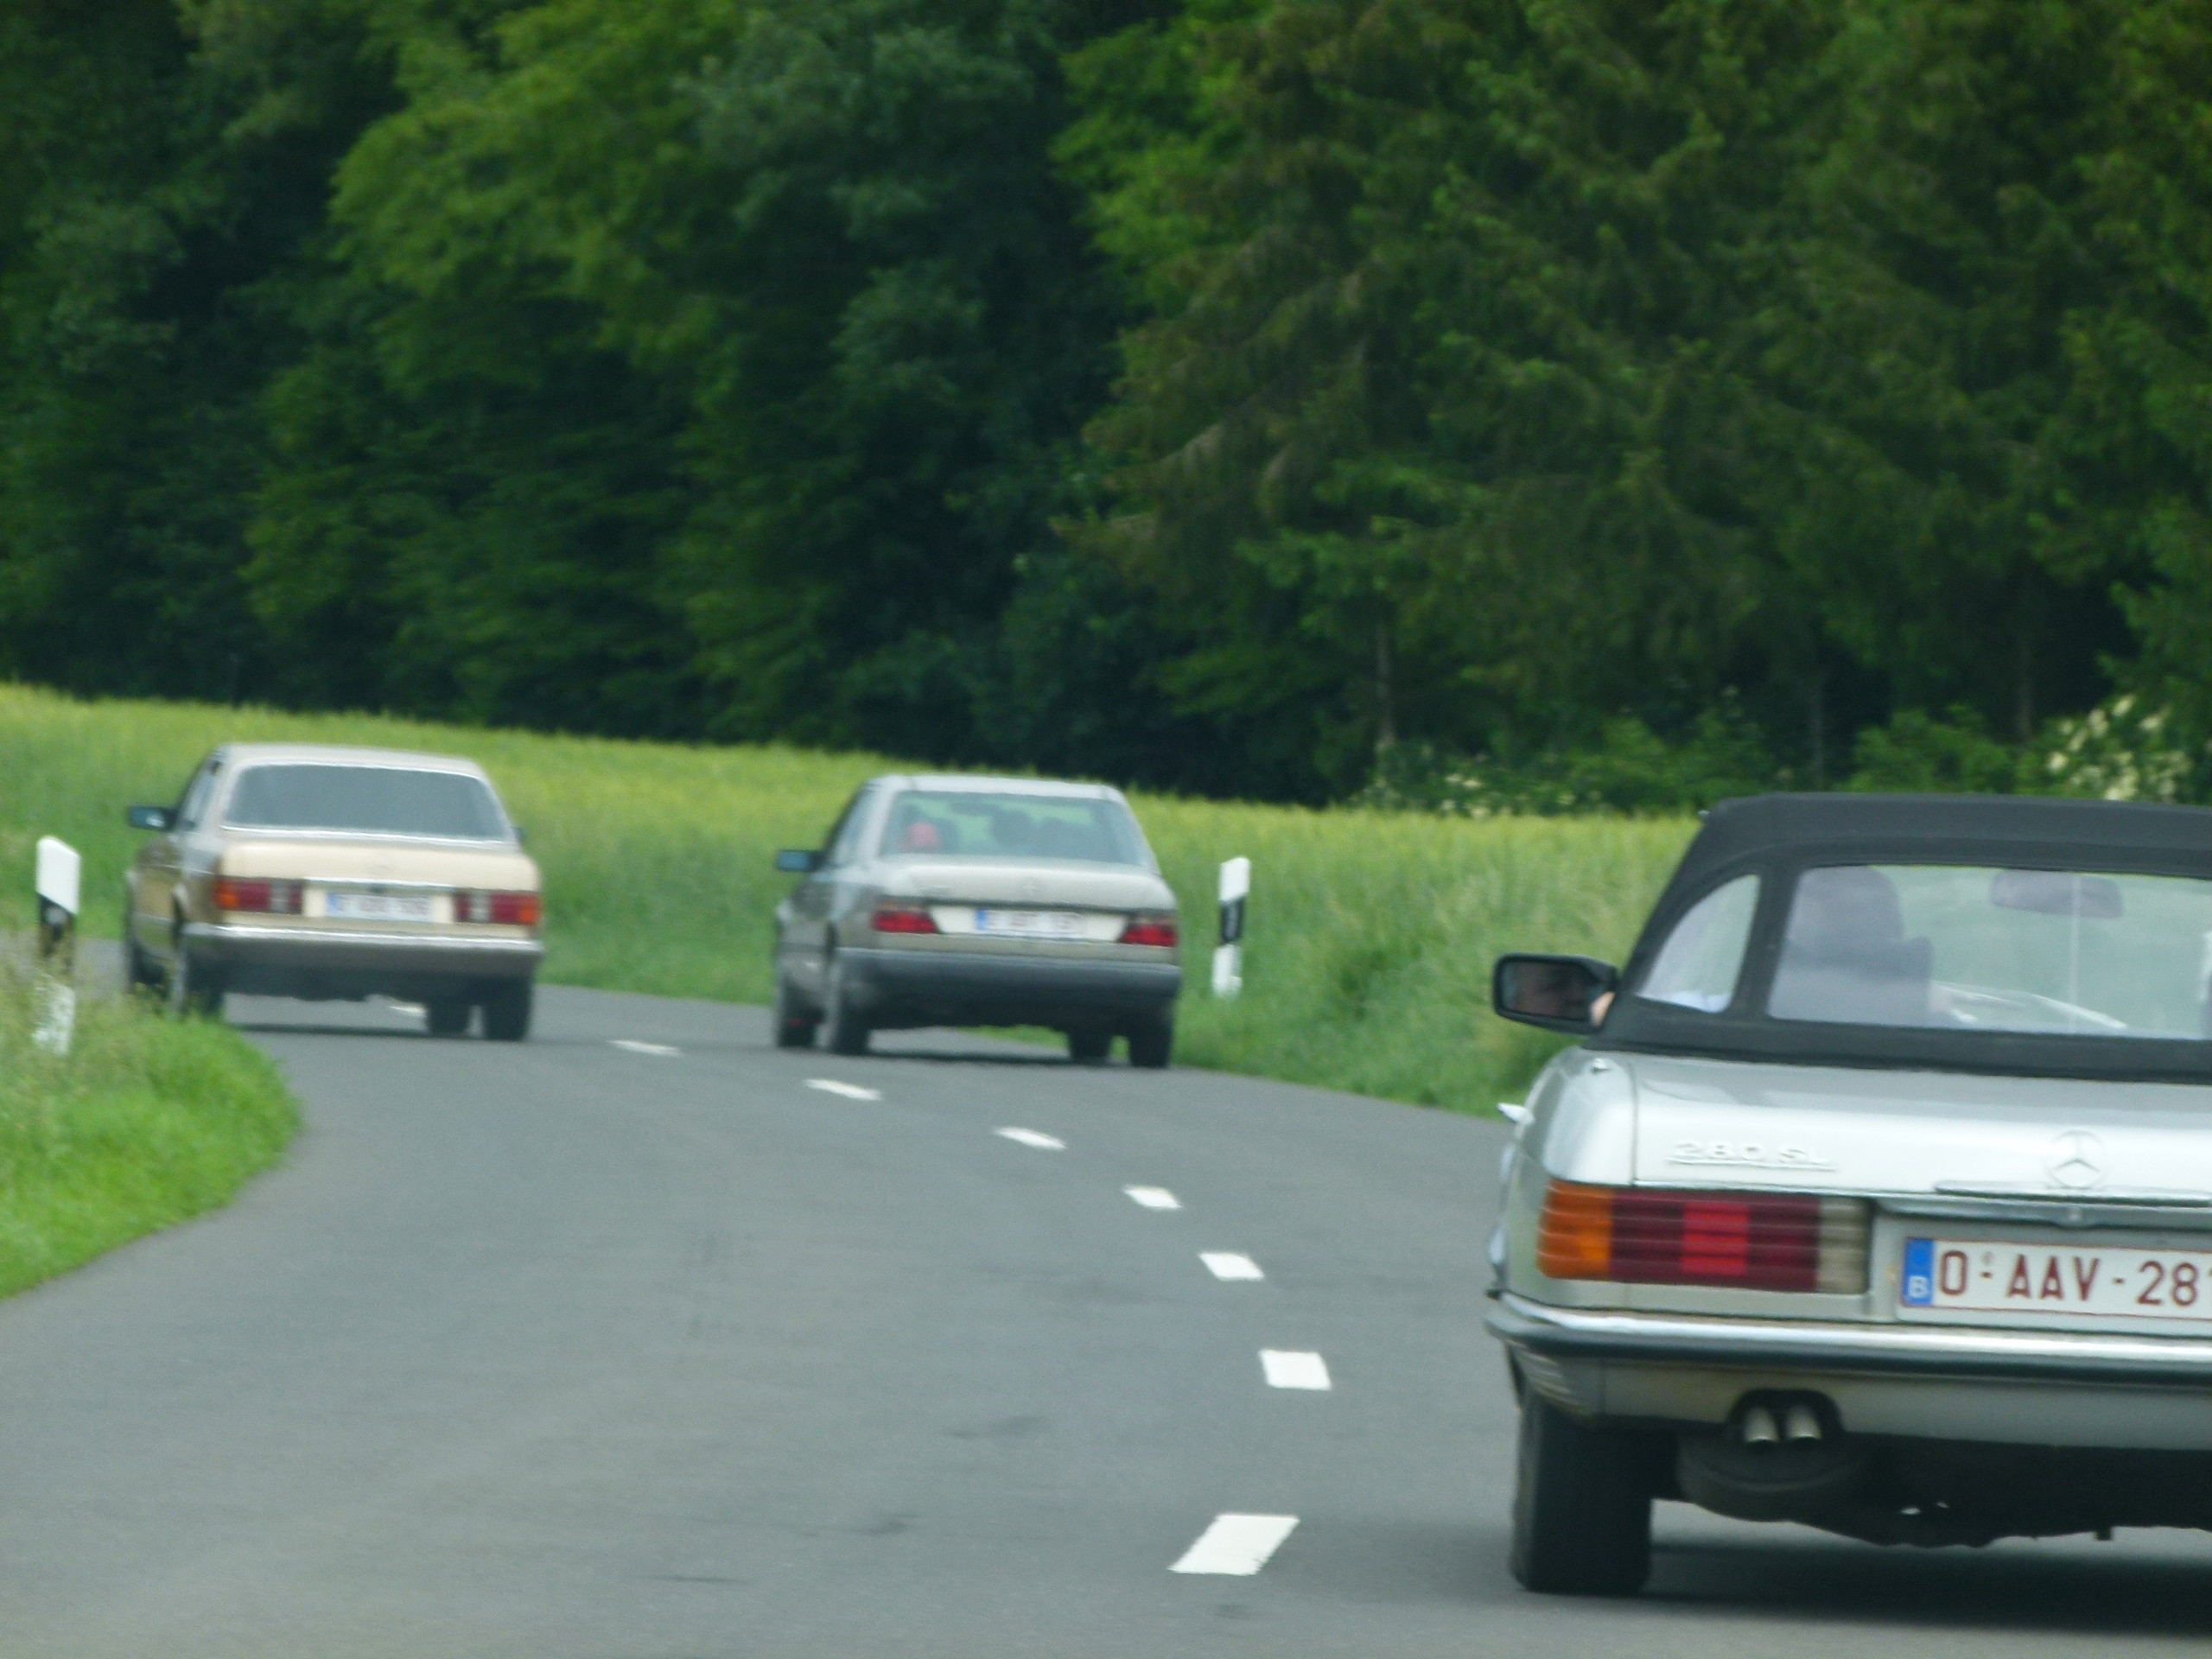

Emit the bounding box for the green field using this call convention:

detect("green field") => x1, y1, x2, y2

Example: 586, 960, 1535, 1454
0, 684, 1694, 1113
0, 960, 298, 1296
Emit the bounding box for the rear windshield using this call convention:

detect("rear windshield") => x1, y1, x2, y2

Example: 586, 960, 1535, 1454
1769, 864, 2212, 1041
225, 765, 509, 842
880, 791, 1150, 867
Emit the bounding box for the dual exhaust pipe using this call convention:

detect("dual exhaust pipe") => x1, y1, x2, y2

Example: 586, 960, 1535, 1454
1738, 1399, 1825, 1447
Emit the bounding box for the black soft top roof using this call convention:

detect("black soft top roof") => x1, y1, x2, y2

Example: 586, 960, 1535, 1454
1594, 792, 2212, 1084
1680, 792, 2212, 881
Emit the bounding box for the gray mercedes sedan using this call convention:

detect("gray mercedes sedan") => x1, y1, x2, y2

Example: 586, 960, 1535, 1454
1488, 793, 2212, 1594
771, 775, 1182, 1064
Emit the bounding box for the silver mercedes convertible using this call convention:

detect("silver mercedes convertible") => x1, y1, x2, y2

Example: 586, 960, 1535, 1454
1489, 793, 2212, 1594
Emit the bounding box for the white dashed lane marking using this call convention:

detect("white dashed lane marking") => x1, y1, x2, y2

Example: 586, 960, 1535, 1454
806, 1078, 881, 1101
1260, 1351, 1331, 1390
612, 1039, 682, 1058
1170, 1514, 1300, 1575
1200, 1252, 1264, 1281
994, 1127, 1065, 1151
1123, 1185, 1181, 1211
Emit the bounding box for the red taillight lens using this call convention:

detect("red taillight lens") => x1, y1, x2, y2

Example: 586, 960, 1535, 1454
1119, 913, 1179, 948
213, 877, 302, 915
1538, 1180, 1868, 1294
454, 890, 542, 926
872, 899, 940, 935
489, 891, 541, 927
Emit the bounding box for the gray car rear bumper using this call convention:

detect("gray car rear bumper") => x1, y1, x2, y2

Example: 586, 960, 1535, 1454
837, 946, 1180, 1029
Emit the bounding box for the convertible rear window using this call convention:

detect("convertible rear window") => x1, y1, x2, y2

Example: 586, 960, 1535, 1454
1637, 874, 1759, 1013
1770, 864, 2212, 1040
226, 765, 509, 841
880, 791, 1150, 867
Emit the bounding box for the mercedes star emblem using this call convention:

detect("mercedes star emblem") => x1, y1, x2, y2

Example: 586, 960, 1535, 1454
2046, 1129, 2105, 1191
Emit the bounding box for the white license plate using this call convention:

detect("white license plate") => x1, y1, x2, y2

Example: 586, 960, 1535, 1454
323, 891, 437, 924
1903, 1236, 2212, 1324
972, 908, 1089, 940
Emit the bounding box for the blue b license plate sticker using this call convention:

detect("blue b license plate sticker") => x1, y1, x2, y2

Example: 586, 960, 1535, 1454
1902, 1236, 1936, 1306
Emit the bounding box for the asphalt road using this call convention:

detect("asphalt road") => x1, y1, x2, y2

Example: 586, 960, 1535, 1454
3, 984, 2210, 1656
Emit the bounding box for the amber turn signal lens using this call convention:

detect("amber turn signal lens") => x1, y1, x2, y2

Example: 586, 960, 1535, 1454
1536, 1180, 1615, 1280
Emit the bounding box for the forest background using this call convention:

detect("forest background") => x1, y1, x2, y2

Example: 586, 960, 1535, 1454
8, 0, 2212, 811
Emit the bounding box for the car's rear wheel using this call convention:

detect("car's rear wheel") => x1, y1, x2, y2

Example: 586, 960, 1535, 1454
426, 999, 473, 1038
482, 980, 533, 1043
1066, 1028, 1111, 1065
124, 902, 160, 995
823, 957, 870, 1057
1127, 1015, 1173, 1071
772, 972, 818, 1049
1509, 1391, 1656, 1596
167, 945, 225, 1020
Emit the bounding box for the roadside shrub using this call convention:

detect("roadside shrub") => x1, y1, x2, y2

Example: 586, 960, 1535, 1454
0, 957, 298, 1297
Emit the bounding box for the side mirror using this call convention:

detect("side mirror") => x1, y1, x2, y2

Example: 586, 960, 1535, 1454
1494, 954, 1620, 1034
127, 805, 175, 832
776, 849, 823, 875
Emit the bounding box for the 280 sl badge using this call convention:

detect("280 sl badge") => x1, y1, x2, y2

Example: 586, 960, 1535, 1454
1668, 1139, 1835, 1171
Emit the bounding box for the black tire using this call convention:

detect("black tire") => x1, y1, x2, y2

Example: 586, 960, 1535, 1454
823, 957, 870, 1057
1067, 1028, 1111, 1065
426, 999, 474, 1038
1127, 1015, 1173, 1071
124, 904, 160, 995
772, 972, 818, 1050
167, 944, 225, 1020
1509, 1391, 1656, 1596
483, 980, 534, 1043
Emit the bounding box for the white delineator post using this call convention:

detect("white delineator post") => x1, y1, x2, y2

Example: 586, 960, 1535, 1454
35, 836, 80, 1054
1212, 856, 1249, 999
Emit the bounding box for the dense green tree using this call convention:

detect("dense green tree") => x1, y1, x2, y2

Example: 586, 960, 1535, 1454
6, 0, 2212, 802
247, 0, 1161, 752
0, 0, 377, 699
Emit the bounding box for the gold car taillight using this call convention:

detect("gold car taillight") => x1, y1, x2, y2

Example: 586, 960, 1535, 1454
1538, 1179, 1869, 1294
454, 890, 542, 926
213, 877, 303, 915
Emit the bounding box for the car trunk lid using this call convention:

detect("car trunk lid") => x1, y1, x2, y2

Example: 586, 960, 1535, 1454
886, 859, 1167, 912
1627, 1052, 2212, 1206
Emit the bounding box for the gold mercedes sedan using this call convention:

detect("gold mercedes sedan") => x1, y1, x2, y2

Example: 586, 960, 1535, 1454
124, 743, 543, 1039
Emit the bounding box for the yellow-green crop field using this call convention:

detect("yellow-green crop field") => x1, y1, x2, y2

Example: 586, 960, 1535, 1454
0, 684, 1695, 1113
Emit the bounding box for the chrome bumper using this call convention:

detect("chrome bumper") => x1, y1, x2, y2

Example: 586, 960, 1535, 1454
181, 921, 543, 985
1489, 1292, 2212, 1449
1489, 1291, 2212, 1387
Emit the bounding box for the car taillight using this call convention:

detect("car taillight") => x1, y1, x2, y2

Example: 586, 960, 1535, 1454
1537, 1179, 1869, 1294
213, 877, 302, 915
454, 890, 542, 926
1119, 912, 1179, 948
872, 899, 940, 935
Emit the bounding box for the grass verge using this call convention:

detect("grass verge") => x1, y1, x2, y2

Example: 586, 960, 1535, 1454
0, 964, 299, 1297
0, 683, 1694, 1114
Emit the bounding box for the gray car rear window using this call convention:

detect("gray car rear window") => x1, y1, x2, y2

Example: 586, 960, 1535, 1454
880, 791, 1148, 867
226, 765, 508, 841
